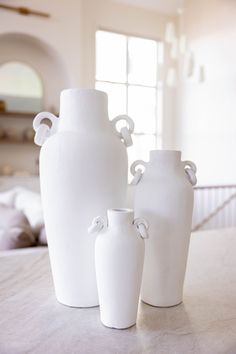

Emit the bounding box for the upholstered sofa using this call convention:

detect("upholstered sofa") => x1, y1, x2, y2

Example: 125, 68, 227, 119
0, 183, 47, 251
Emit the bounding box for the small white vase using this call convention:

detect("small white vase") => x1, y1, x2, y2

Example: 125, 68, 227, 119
89, 208, 148, 329
131, 150, 197, 307
32, 89, 134, 308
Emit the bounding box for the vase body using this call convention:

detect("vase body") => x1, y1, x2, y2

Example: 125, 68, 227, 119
33, 89, 133, 307
131, 150, 196, 307
95, 209, 145, 329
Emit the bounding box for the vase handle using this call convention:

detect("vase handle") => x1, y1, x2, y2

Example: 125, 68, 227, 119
130, 160, 147, 185
88, 216, 106, 234
183, 160, 197, 186
33, 111, 59, 146
111, 115, 134, 147
133, 218, 149, 239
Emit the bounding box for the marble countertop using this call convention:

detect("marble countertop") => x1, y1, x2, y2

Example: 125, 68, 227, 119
0, 229, 236, 354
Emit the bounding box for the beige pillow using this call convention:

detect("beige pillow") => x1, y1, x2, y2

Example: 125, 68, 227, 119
0, 204, 35, 250
0, 188, 17, 207
13, 188, 44, 234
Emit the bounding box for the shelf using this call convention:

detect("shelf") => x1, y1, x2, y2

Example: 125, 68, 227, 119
0, 111, 58, 118
0, 111, 37, 119
0, 139, 37, 145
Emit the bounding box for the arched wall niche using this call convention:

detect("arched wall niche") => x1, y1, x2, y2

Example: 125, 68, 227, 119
0, 32, 70, 113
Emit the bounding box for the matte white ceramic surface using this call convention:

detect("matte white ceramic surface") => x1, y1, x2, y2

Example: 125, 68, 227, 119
33, 89, 134, 307
90, 209, 147, 329
131, 150, 197, 307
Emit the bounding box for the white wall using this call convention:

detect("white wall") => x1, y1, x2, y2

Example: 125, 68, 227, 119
0, 0, 85, 105
176, 0, 236, 185
0, 33, 68, 111
0, 0, 175, 175
0, 0, 174, 109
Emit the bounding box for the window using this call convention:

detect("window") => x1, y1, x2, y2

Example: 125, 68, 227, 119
95, 30, 163, 165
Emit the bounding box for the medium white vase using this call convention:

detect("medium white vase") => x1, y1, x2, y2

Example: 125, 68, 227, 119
32, 89, 134, 308
89, 208, 148, 329
131, 150, 197, 307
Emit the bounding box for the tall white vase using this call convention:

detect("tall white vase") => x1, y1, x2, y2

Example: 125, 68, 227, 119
32, 89, 134, 307
131, 150, 197, 307
89, 208, 148, 329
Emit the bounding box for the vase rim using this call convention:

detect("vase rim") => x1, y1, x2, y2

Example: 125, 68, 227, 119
150, 150, 182, 159
60, 88, 107, 98
150, 149, 181, 154
108, 208, 133, 214
107, 208, 134, 227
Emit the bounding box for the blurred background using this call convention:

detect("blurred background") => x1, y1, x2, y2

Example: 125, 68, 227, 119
0, 0, 236, 231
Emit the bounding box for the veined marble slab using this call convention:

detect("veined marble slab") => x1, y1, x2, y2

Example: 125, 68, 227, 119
0, 229, 236, 354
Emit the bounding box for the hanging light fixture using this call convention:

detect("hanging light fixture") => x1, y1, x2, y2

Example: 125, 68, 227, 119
166, 67, 177, 87
165, 22, 176, 44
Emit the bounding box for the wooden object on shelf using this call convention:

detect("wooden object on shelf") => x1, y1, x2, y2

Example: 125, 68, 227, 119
0, 4, 50, 18
5, 127, 21, 142
0, 110, 57, 145
23, 128, 35, 142
0, 126, 5, 139
0, 111, 36, 119
0, 165, 14, 176
0, 138, 37, 145
0, 100, 6, 113
0, 111, 58, 119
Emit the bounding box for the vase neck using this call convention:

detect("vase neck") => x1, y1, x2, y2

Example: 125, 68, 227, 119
107, 209, 134, 231
149, 150, 182, 170
58, 89, 110, 132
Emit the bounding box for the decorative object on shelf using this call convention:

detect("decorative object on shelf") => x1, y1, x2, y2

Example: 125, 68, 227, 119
131, 150, 197, 307
0, 126, 5, 140
23, 127, 35, 142
89, 208, 148, 329
1, 164, 14, 176
13, 170, 31, 177
33, 88, 134, 308
0, 111, 38, 119
35, 158, 39, 176
0, 100, 6, 112
5, 127, 21, 142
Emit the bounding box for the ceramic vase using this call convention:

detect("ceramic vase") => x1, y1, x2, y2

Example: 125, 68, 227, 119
89, 208, 148, 329
32, 89, 134, 307
131, 150, 197, 307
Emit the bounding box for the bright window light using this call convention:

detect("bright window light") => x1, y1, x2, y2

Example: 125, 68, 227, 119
95, 30, 163, 165
96, 31, 127, 83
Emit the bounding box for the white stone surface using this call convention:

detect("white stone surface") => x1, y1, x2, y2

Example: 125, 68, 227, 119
0, 228, 236, 354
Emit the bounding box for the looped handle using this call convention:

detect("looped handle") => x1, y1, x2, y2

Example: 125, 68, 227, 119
88, 216, 106, 234
133, 218, 149, 239
130, 160, 147, 185
33, 111, 58, 146
111, 115, 134, 147
183, 160, 197, 186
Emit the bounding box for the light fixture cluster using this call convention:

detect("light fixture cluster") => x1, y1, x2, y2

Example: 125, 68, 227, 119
164, 16, 206, 87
